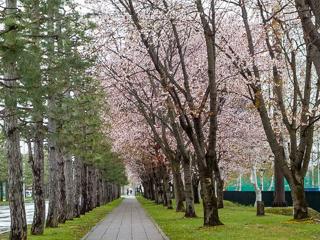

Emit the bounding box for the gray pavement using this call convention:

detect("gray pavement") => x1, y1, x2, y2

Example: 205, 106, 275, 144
82, 197, 168, 240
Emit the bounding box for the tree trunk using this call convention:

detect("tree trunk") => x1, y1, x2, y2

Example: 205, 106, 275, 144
215, 175, 224, 209
80, 163, 88, 214
64, 154, 74, 220
96, 170, 101, 207
57, 148, 67, 223
74, 157, 81, 217
192, 177, 200, 204
182, 158, 196, 217
171, 159, 185, 212
3, 1, 27, 239
163, 170, 173, 209
87, 165, 94, 211
149, 177, 155, 200
46, 102, 59, 227
28, 135, 45, 235
199, 169, 222, 226
0, 182, 3, 202
46, 0, 60, 223
273, 160, 287, 207
291, 181, 309, 219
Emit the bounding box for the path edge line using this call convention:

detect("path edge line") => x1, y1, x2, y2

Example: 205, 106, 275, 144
81, 198, 123, 240
137, 200, 170, 240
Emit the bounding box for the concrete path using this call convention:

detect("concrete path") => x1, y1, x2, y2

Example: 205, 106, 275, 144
82, 197, 168, 240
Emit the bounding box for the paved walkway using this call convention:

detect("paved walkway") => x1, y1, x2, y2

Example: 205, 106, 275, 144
82, 197, 168, 240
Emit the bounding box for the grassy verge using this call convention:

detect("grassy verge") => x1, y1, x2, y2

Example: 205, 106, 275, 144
0, 198, 122, 240
137, 197, 320, 240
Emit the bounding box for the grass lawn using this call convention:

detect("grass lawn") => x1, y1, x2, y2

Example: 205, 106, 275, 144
0, 198, 122, 240
138, 197, 320, 240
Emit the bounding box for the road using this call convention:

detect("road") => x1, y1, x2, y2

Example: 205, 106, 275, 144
0, 201, 48, 234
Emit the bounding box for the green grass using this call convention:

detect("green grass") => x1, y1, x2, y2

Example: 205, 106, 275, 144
137, 197, 320, 240
0, 198, 122, 240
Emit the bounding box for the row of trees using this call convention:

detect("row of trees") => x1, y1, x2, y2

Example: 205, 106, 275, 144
95, 0, 320, 227
0, 0, 127, 239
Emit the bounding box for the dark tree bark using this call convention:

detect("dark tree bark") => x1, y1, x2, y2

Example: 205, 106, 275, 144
74, 157, 81, 217
0, 183, 3, 202
27, 136, 45, 235
64, 154, 74, 220
215, 175, 224, 209
195, 0, 223, 226
162, 167, 173, 209
171, 161, 185, 212
87, 165, 94, 211
192, 176, 200, 204
56, 148, 67, 223
46, 0, 60, 227
46, 103, 59, 227
182, 155, 196, 217
3, 1, 28, 239
273, 160, 287, 207
80, 163, 88, 214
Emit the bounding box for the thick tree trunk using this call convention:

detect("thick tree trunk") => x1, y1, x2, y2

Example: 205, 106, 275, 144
199, 169, 222, 226
192, 177, 200, 204
46, 103, 59, 227
5, 111, 27, 240
4, 1, 27, 239
290, 181, 309, 219
28, 135, 45, 235
163, 170, 173, 209
46, 0, 60, 228
273, 160, 287, 207
171, 159, 185, 212
65, 154, 74, 220
57, 149, 67, 223
149, 177, 155, 200
215, 174, 224, 209
182, 158, 196, 217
